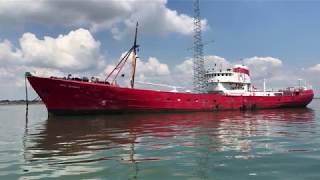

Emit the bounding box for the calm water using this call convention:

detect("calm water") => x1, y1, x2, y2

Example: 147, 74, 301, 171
1, 100, 320, 180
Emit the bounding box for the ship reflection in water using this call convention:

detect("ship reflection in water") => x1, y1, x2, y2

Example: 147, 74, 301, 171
23, 108, 317, 179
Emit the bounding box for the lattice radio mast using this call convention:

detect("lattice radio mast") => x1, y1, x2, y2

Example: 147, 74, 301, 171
193, 0, 205, 93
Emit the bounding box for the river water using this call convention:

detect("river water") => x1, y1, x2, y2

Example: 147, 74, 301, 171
1, 100, 320, 179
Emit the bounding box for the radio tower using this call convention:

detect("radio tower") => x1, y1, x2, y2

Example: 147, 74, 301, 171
193, 0, 205, 93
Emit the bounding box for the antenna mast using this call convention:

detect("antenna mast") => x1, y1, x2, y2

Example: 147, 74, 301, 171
193, 0, 205, 93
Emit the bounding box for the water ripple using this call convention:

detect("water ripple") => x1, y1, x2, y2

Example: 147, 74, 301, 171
1, 102, 320, 179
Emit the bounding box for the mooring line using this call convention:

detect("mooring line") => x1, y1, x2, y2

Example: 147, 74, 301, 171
24, 72, 29, 123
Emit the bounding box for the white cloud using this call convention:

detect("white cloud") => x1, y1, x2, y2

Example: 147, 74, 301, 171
174, 55, 230, 89
1, 28, 318, 98
0, 67, 15, 78
101, 54, 170, 87
304, 64, 320, 95
0, 28, 105, 72
0, 0, 208, 39
176, 55, 230, 75
173, 55, 303, 91
243, 56, 283, 80
205, 55, 230, 70
241, 57, 316, 91
244, 56, 282, 67
137, 57, 170, 76
16, 66, 66, 87
176, 58, 193, 75
307, 64, 320, 72
0, 40, 22, 64
0, 29, 108, 99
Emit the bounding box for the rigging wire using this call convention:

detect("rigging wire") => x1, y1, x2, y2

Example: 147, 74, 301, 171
105, 22, 139, 88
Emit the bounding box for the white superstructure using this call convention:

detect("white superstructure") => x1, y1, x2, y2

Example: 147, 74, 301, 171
205, 64, 284, 96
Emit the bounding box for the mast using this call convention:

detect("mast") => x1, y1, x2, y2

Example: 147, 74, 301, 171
130, 22, 139, 88
193, 0, 205, 93
105, 22, 139, 88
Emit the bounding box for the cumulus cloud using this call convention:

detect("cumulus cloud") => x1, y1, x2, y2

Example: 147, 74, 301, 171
136, 57, 170, 76
304, 64, 320, 95
176, 55, 230, 75
1, 26, 317, 98
173, 55, 308, 91
243, 56, 282, 80
0, 65, 66, 100
0, 0, 208, 39
0, 28, 169, 97
0, 28, 105, 72
15, 66, 66, 87
174, 55, 230, 90
0, 40, 22, 65
101, 54, 170, 87
307, 64, 320, 72
176, 58, 193, 75
0, 67, 15, 78
205, 55, 230, 70
244, 56, 282, 67
241, 57, 317, 91
0, 28, 108, 99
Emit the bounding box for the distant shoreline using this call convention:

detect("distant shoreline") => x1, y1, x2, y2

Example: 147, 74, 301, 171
0, 100, 43, 105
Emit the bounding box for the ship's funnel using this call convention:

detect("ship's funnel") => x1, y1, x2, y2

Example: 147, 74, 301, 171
233, 65, 250, 75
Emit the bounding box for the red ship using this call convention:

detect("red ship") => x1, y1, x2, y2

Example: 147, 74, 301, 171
26, 24, 314, 115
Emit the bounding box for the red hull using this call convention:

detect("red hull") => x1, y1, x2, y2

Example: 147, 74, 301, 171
27, 76, 314, 115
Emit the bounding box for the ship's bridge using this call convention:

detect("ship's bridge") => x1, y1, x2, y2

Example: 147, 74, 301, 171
204, 65, 252, 94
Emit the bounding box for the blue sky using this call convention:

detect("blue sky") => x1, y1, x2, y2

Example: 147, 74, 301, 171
0, 0, 319, 99
169, 0, 320, 66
